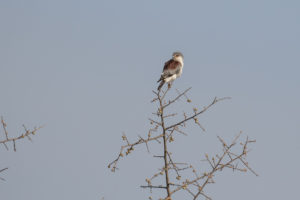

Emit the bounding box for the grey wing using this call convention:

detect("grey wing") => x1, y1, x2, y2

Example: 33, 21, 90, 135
161, 68, 177, 78
158, 60, 181, 82
161, 62, 181, 78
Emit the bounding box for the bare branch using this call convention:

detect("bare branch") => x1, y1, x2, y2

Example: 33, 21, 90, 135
0, 118, 43, 151
166, 97, 231, 131
157, 88, 172, 197
141, 185, 167, 189
108, 133, 164, 172
0, 167, 8, 181
168, 133, 256, 199
0, 117, 41, 180
163, 87, 192, 109
109, 87, 255, 200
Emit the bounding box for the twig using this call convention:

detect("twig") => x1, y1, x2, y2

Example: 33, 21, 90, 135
166, 97, 231, 131
0, 118, 42, 151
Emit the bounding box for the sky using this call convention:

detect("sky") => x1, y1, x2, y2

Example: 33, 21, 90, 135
0, 0, 299, 199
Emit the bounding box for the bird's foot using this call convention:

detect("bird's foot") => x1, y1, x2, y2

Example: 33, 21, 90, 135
168, 83, 171, 89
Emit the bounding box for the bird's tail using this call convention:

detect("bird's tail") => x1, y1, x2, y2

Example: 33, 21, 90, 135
157, 76, 162, 83
157, 81, 165, 91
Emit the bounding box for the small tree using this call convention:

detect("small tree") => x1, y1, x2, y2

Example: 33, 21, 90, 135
109, 87, 257, 200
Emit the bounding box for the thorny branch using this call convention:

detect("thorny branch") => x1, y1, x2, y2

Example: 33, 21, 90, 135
0, 116, 42, 180
109, 87, 256, 200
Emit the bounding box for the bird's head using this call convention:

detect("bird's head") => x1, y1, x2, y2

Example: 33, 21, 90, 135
172, 52, 184, 63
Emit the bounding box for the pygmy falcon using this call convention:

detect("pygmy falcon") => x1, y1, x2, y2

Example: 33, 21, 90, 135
157, 52, 184, 91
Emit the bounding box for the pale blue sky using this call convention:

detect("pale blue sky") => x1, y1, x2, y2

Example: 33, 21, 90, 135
0, 0, 299, 199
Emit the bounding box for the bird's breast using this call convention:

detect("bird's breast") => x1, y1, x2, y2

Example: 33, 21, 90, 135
178, 65, 183, 77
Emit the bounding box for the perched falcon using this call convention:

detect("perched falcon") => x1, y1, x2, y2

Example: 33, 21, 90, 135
157, 52, 184, 91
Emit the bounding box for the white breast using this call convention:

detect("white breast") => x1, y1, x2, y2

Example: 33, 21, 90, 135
178, 66, 183, 77
177, 57, 184, 75
177, 58, 184, 77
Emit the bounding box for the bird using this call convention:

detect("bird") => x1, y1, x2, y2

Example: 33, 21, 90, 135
157, 52, 184, 91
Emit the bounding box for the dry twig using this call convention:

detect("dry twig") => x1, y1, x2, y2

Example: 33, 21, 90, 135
0, 116, 42, 180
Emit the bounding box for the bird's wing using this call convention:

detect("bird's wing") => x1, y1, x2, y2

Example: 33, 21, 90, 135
162, 60, 181, 78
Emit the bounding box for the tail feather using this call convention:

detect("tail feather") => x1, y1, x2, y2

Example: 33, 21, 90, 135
157, 81, 165, 91
157, 76, 163, 83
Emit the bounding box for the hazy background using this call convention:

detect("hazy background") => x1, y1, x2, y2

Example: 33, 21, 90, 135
1, 0, 299, 199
